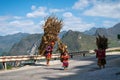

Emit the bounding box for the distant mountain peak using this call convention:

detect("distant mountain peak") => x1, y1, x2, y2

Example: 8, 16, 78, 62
107, 22, 120, 38
84, 27, 97, 35
94, 28, 108, 37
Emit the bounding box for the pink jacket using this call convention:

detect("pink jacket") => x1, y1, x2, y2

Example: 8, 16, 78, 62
95, 49, 106, 59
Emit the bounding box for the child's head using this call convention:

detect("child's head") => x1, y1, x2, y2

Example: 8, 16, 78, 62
51, 41, 55, 46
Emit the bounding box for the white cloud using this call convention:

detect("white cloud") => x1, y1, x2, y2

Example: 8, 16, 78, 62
0, 16, 23, 21
63, 12, 95, 32
31, 22, 44, 33
0, 16, 11, 21
49, 8, 64, 13
84, 2, 120, 19
0, 24, 22, 35
0, 16, 23, 28
39, 20, 45, 27
0, 15, 42, 35
13, 16, 23, 19
103, 20, 118, 28
63, 12, 73, 17
27, 6, 49, 18
9, 20, 34, 27
31, 5, 36, 10
0, 19, 43, 35
72, 0, 90, 10
2, 1, 119, 36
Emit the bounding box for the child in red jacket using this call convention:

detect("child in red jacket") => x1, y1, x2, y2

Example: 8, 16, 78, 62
61, 51, 69, 70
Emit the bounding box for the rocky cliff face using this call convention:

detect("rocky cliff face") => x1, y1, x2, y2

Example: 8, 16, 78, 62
0, 33, 29, 55
9, 34, 42, 56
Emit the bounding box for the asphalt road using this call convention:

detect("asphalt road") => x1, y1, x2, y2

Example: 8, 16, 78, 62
0, 52, 120, 80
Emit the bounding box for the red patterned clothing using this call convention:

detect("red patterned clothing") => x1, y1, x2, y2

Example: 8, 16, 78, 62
95, 49, 106, 59
61, 54, 69, 68
95, 49, 106, 66
46, 53, 52, 60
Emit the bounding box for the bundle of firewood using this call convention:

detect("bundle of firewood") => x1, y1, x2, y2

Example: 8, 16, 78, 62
57, 39, 68, 54
38, 16, 63, 55
96, 34, 108, 50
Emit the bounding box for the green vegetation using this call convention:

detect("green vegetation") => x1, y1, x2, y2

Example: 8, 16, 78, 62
62, 30, 81, 52
61, 30, 97, 52
7, 64, 13, 70
108, 38, 120, 48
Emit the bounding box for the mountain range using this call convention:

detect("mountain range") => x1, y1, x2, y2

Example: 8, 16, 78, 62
9, 34, 42, 56
61, 30, 96, 52
85, 23, 120, 39
0, 33, 29, 55
0, 22, 120, 56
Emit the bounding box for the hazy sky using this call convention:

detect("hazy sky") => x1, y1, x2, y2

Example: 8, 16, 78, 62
0, 0, 120, 36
